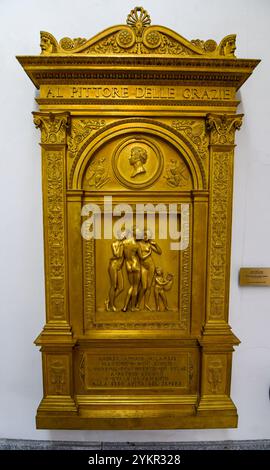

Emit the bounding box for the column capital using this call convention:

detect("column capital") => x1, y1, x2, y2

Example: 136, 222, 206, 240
206, 113, 243, 145
33, 111, 70, 144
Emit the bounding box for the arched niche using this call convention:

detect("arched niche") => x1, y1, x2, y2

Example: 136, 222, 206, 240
70, 119, 206, 191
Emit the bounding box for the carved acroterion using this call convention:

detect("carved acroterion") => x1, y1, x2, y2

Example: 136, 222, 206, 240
39, 8, 238, 58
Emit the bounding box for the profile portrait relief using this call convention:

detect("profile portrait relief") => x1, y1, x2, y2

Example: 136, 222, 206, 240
129, 146, 148, 178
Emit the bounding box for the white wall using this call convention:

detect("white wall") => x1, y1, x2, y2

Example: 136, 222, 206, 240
0, 0, 270, 442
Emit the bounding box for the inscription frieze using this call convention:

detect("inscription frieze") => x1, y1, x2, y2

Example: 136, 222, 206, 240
40, 85, 235, 102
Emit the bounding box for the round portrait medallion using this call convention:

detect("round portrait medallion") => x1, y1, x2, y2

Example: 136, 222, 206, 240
112, 136, 163, 189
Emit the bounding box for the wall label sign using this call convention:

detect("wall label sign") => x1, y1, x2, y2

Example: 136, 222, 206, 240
239, 268, 270, 286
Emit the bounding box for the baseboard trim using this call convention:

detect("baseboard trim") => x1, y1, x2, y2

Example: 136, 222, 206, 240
0, 439, 269, 450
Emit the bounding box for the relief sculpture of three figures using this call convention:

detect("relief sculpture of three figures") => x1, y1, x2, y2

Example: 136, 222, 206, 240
105, 227, 174, 313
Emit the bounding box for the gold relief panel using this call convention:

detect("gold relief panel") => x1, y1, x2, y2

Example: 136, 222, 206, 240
18, 6, 259, 429
83, 208, 192, 331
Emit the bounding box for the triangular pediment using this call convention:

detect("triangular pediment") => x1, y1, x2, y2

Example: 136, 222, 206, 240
40, 6, 237, 58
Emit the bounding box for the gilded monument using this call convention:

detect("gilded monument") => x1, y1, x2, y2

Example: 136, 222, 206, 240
17, 7, 259, 429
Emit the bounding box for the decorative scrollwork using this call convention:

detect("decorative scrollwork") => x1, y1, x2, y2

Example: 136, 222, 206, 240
143, 29, 161, 48
59, 37, 86, 50
192, 34, 236, 58
172, 120, 208, 160
208, 151, 232, 320
68, 119, 106, 159
116, 27, 136, 49
46, 152, 66, 319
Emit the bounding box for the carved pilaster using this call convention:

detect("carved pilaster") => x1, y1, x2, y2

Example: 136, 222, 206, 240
205, 113, 243, 334
196, 114, 241, 419
33, 112, 71, 334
